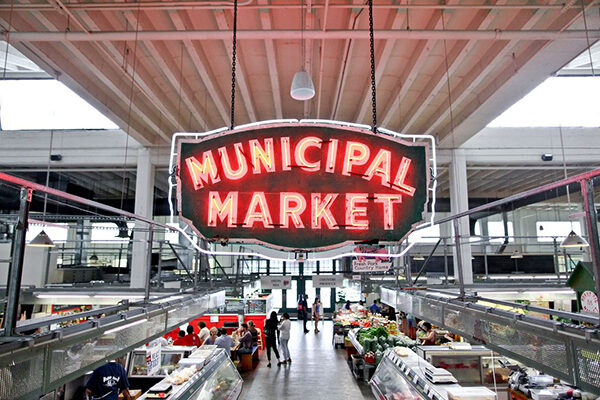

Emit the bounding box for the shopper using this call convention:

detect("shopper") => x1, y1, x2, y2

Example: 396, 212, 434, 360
186, 324, 201, 347
215, 328, 235, 357
263, 311, 283, 367
298, 294, 309, 334
311, 297, 323, 333
85, 357, 131, 400
204, 327, 219, 345
173, 330, 188, 346
279, 312, 292, 364
197, 321, 210, 343
247, 320, 259, 346
369, 299, 381, 314
420, 322, 436, 345
235, 323, 253, 361
344, 300, 351, 310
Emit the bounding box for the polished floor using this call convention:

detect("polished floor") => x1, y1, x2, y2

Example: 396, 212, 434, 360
240, 320, 373, 399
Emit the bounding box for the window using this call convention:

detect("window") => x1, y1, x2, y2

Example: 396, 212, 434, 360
320, 260, 334, 272
272, 289, 283, 309
269, 260, 284, 274
408, 224, 440, 243
26, 224, 68, 243
285, 280, 298, 308
475, 221, 514, 243
320, 287, 331, 308
91, 222, 135, 242
536, 221, 582, 242
305, 279, 316, 305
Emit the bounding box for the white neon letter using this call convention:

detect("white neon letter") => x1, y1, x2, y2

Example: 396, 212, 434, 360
325, 139, 338, 173
280, 192, 307, 228
374, 194, 402, 230
345, 193, 369, 230
243, 192, 274, 228
249, 138, 275, 174
311, 193, 339, 230
207, 191, 238, 227
342, 141, 370, 176
392, 156, 416, 196
364, 149, 391, 187
218, 143, 249, 180
294, 136, 322, 172
185, 151, 221, 190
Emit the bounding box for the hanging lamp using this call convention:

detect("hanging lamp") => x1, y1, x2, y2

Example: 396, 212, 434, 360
561, 230, 589, 248
290, 0, 315, 101
510, 250, 523, 259
29, 230, 55, 247
29, 130, 55, 248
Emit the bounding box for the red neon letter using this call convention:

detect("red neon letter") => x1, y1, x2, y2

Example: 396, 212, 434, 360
345, 193, 369, 230
392, 157, 416, 196
243, 192, 274, 228
281, 137, 292, 171
207, 191, 238, 227
374, 194, 402, 230
342, 141, 370, 176
249, 138, 276, 174
294, 136, 322, 172
280, 192, 307, 228
185, 152, 220, 190
311, 193, 339, 229
325, 139, 338, 173
364, 149, 391, 187
218, 143, 249, 180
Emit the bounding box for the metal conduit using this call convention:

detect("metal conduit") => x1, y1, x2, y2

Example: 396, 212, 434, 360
4, 29, 600, 42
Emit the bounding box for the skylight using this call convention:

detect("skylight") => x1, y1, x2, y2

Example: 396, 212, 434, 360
488, 76, 600, 128
0, 79, 119, 130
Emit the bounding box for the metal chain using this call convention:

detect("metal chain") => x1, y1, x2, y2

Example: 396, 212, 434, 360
368, 0, 377, 133
230, 0, 238, 130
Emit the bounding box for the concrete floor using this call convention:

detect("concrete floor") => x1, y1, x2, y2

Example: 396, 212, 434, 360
240, 320, 373, 399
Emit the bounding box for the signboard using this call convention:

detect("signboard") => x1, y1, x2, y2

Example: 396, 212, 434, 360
260, 276, 292, 289
352, 245, 392, 272
177, 123, 429, 251
581, 291, 599, 314
146, 340, 161, 376
312, 275, 344, 288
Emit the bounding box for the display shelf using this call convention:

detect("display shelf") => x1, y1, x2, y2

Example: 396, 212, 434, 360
138, 348, 242, 400
128, 346, 197, 377
348, 328, 364, 355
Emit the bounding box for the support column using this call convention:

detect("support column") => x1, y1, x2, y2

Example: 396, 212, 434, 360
131, 147, 155, 288
449, 149, 473, 286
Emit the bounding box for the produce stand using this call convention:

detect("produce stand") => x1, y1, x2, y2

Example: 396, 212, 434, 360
138, 348, 242, 400
370, 348, 496, 400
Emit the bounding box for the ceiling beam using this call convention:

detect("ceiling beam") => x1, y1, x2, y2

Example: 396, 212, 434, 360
213, 9, 257, 124
257, 0, 282, 120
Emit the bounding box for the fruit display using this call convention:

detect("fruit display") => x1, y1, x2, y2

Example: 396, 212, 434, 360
356, 327, 416, 355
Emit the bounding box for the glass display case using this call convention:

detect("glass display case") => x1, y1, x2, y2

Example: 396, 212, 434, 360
188, 354, 243, 400
371, 356, 429, 400
128, 346, 196, 377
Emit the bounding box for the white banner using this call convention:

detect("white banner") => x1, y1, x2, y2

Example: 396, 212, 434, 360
352, 259, 392, 272
312, 275, 344, 288
146, 340, 161, 376
260, 276, 292, 289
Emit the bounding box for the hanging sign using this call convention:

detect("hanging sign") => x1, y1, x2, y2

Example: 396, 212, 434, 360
313, 275, 344, 288
177, 123, 429, 251
352, 245, 392, 272
581, 291, 599, 314
260, 276, 292, 289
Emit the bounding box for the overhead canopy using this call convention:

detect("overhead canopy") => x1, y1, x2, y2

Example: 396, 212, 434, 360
0, 1, 598, 147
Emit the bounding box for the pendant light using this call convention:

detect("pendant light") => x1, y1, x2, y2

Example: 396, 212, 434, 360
557, 126, 589, 248
290, 0, 315, 101
29, 130, 55, 248
510, 250, 523, 259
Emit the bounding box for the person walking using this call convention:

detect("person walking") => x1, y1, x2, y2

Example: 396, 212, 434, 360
279, 312, 292, 364
298, 295, 309, 334
312, 297, 323, 333
263, 311, 283, 367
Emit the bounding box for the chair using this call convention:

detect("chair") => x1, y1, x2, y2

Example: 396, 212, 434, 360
256, 328, 264, 350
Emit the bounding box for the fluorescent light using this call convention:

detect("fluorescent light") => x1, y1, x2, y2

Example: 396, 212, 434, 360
104, 318, 148, 335
93, 294, 145, 299
36, 294, 91, 299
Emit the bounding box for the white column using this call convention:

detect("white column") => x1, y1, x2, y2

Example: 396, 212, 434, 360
449, 149, 473, 285
131, 147, 155, 288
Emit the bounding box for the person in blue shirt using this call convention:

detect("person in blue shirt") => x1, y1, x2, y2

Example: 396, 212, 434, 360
85, 357, 131, 400
369, 299, 381, 314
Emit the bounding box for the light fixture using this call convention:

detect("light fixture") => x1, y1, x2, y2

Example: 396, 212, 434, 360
104, 318, 148, 335
89, 254, 99, 262
290, 0, 315, 101
413, 255, 425, 261
28, 130, 56, 248
36, 293, 91, 299
28, 230, 55, 247
510, 250, 523, 259
561, 230, 589, 248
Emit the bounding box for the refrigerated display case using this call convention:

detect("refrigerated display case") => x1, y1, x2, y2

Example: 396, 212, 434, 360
139, 348, 242, 400
128, 346, 197, 377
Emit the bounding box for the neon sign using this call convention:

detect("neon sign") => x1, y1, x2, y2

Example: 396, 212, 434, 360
177, 123, 429, 251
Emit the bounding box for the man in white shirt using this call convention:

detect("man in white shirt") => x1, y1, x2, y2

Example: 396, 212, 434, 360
197, 321, 210, 343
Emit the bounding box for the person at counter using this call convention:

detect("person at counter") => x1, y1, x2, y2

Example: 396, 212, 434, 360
234, 323, 253, 360
85, 357, 131, 400
369, 299, 381, 314
419, 322, 436, 345
215, 328, 235, 356
186, 324, 201, 347
344, 300, 351, 310
197, 321, 210, 343
204, 327, 219, 345
173, 330, 187, 346
248, 320, 259, 346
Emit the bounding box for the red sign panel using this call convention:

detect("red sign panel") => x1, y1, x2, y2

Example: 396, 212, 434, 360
177, 123, 429, 251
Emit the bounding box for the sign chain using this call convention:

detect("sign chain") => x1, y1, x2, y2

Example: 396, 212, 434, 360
230, 0, 238, 130
368, 0, 378, 133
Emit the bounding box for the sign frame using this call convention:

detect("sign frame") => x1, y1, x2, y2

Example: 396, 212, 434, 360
174, 121, 433, 252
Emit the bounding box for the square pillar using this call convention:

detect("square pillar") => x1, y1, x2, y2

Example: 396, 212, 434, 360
131, 147, 155, 288
449, 149, 473, 285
